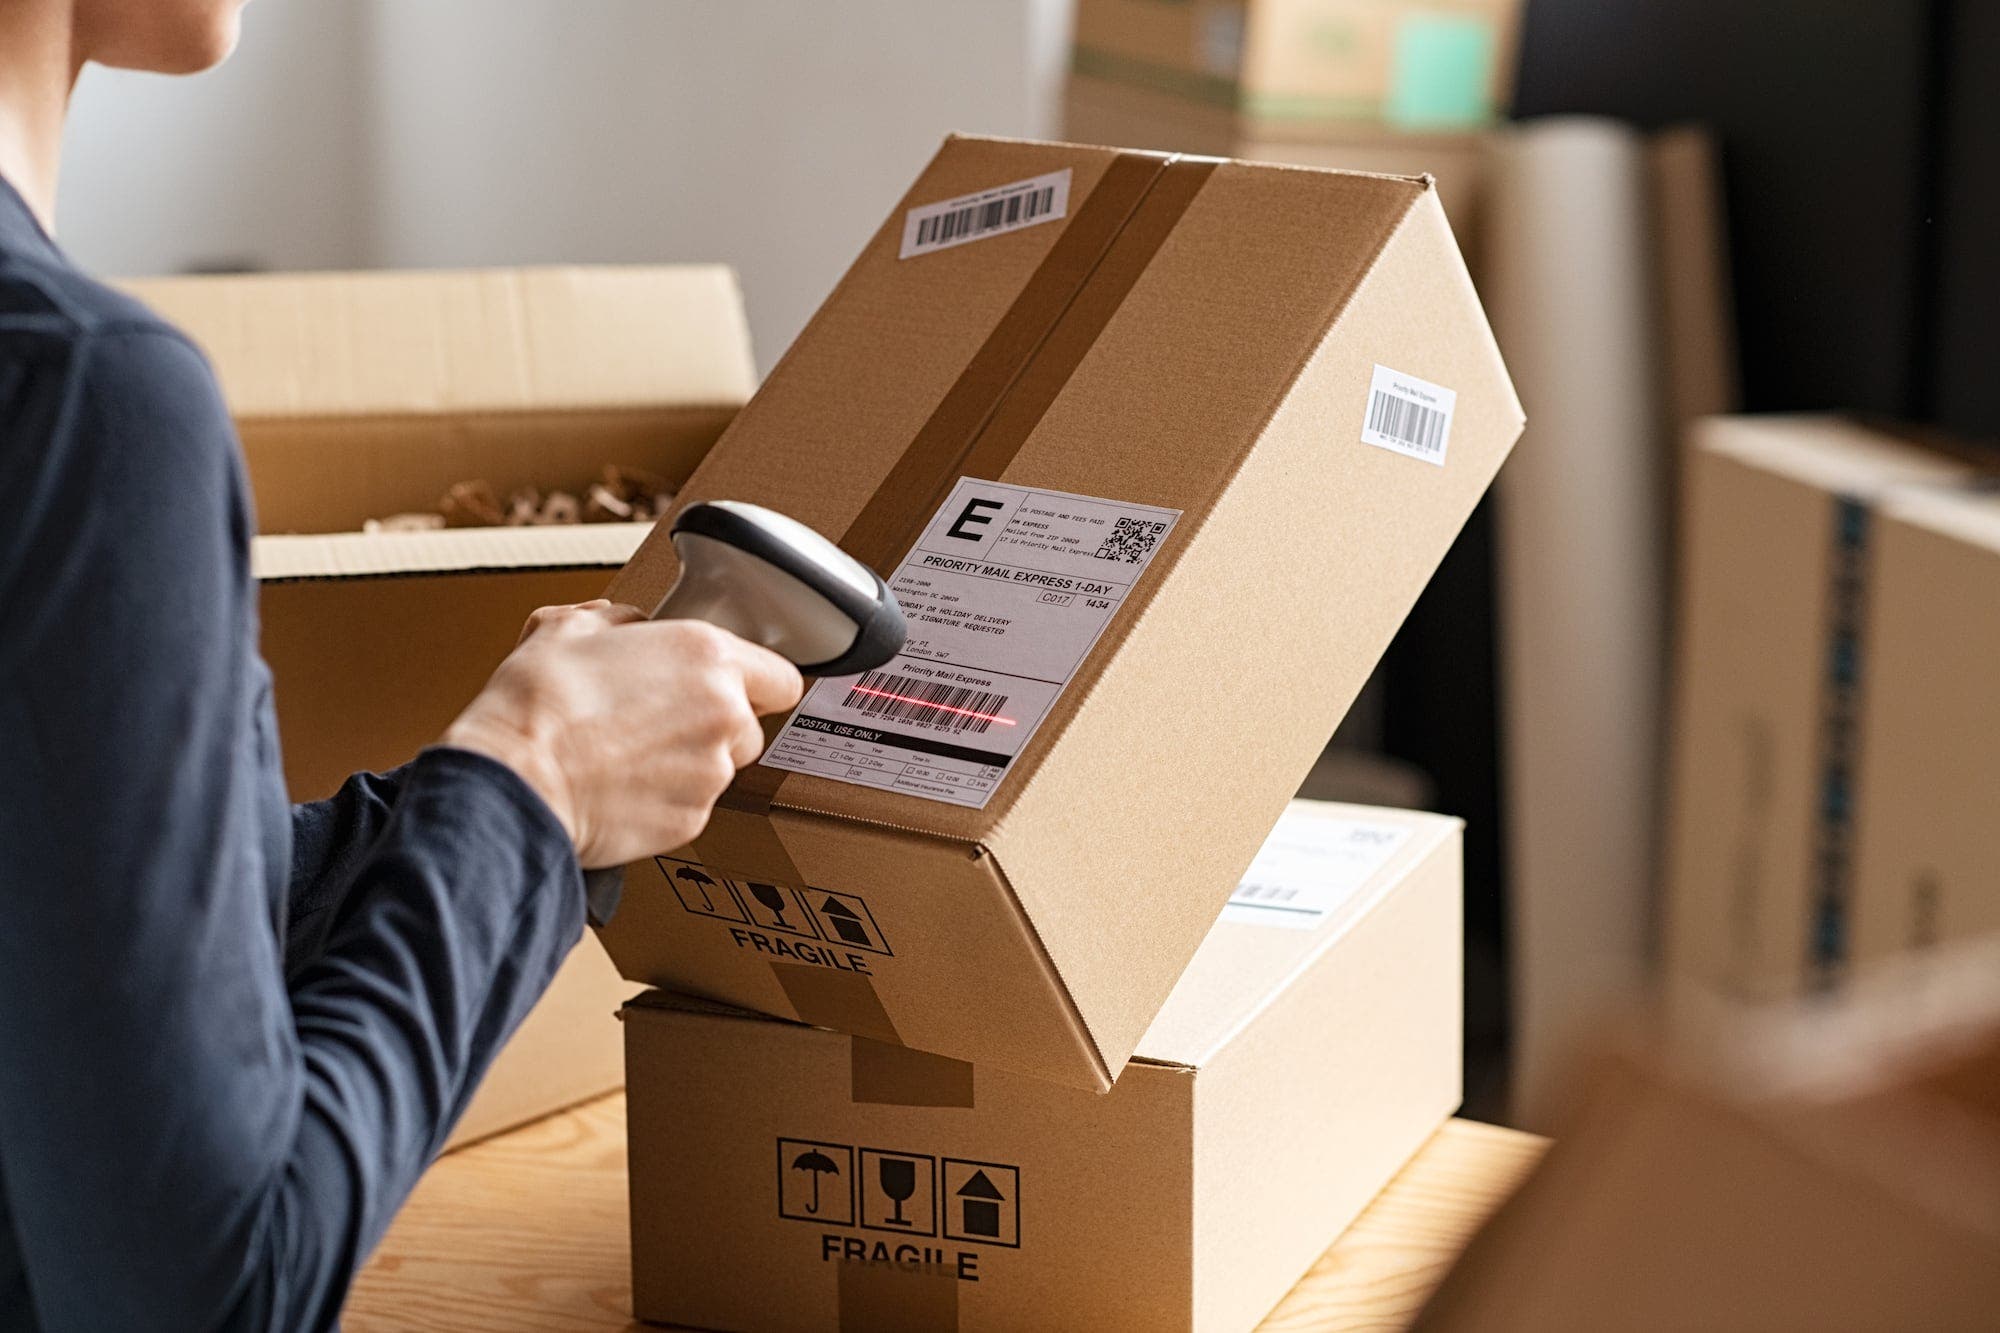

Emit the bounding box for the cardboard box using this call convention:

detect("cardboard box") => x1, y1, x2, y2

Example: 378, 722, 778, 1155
1062, 71, 1490, 261
1661, 416, 1979, 1002
1848, 486, 2000, 967
123, 266, 753, 534
596, 135, 1521, 1090
624, 801, 1464, 1332
1071, 0, 1523, 130
125, 266, 757, 1148
1415, 947, 2000, 1331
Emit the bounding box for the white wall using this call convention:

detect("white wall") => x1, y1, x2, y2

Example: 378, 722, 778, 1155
57, 0, 1076, 372
362, 1, 1072, 371
56, 0, 370, 275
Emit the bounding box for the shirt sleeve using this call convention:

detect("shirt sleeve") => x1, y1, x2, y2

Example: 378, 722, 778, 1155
286, 766, 408, 978
0, 327, 586, 1333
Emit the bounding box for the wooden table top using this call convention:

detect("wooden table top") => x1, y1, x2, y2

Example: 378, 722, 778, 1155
344, 1095, 1544, 1331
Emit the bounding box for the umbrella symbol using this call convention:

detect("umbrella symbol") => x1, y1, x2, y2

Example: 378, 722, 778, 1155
675, 866, 719, 911
791, 1149, 842, 1213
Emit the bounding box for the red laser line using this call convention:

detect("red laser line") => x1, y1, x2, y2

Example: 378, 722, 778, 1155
847, 684, 1018, 726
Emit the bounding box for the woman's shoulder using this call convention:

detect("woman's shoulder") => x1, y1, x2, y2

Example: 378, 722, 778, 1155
1, 249, 224, 421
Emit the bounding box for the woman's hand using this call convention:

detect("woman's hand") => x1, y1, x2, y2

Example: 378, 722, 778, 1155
441, 600, 804, 867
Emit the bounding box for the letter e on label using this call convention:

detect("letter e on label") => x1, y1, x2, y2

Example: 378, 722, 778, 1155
946, 497, 1004, 541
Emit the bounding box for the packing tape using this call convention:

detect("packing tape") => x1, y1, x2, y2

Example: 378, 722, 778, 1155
772, 962, 902, 1045
838, 1255, 960, 1331
1806, 496, 1872, 988
727, 149, 1219, 826
850, 1036, 976, 1108
688, 801, 804, 885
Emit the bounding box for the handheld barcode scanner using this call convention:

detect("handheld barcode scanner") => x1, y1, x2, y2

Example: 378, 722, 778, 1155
650, 500, 906, 677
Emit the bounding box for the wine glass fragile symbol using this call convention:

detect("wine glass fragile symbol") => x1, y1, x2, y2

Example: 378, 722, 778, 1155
749, 883, 793, 929
878, 1158, 917, 1226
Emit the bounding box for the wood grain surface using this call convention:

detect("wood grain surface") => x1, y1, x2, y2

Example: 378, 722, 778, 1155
343, 1096, 1543, 1331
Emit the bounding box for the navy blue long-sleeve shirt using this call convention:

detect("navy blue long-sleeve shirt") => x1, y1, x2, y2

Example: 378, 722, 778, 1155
0, 176, 588, 1330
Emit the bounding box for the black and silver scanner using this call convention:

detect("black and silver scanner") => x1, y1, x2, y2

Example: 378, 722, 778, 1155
651, 500, 905, 677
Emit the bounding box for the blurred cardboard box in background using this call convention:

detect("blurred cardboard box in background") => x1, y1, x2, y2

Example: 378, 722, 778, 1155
1062, 70, 1489, 258
1662, 415, 1998, 1005
1071, 0, 1522, 131
128, 266, 755, 1148
624, 801, 1464, 1332
596, 135, 1522, 1092
1414, 942, 2000, 1331
1849, 484, 2000, 968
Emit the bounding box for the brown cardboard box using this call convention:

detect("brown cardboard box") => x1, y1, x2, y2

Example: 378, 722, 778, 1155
124, 266, 757, 1148
625, 801, 1463, 1332
1415, 947, 2000, 1331
1062, 71, 1490, 260
597, 135, 1520, 1091
1071, 0, 1522, 129
1662, 416, 1978, 1003
1849, 486, 2000, 967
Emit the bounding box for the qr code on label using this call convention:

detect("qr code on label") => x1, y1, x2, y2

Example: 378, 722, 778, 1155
1094, 517, 1166, 563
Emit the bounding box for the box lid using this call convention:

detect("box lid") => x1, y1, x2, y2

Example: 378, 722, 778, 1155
120, 265, 756, 420
1132, 801, 1460, 1069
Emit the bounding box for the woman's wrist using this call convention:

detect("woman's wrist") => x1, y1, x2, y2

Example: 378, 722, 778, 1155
437, 716, 578, 848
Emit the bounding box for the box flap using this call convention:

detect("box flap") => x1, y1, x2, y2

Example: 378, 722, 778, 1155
119, 265, 756, 420
253, 523, 648, 582
1131, 802, 1460, 1069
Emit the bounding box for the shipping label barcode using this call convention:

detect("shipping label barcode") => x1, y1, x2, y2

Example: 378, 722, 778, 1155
900, 169, 1072, 259
841, 670, 1013, 735
1359, 363, 1457, 466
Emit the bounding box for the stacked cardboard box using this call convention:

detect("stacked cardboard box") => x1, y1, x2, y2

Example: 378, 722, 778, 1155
1663, 415, 1997, 1004
598, 135, 1520, 1326
625, 801, 1464, 1329
127, 265, 756, 1148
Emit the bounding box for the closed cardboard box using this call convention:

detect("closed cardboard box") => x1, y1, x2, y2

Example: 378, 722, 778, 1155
597, 135, 1520, 1090
625, 801, 1463, 1332
1849, 486, 2000, 967
126, 266, 756, 1148
1661, 416, 1977, 1002
1071, 0, 1522, 129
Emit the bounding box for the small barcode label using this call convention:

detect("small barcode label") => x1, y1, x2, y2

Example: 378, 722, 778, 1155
1359, 364, 1456, 466
841, 670, 1013, 735
901, 170, 1071, 259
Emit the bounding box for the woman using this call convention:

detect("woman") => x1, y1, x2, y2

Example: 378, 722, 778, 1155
0, 2, 802, 1328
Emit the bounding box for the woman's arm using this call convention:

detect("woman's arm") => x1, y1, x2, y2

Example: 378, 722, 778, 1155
0, 323, 799, 1332
286, 766, 407, 978
0, 329, 582, 1331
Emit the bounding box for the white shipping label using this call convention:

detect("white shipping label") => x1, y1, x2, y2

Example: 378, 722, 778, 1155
900, 170, 1072, 259
760, 478, 1181, 808
1221, 817, 1414, 931
1360, 363, 1456, 466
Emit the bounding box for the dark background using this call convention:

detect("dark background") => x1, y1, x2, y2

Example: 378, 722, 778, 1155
1383, 0, 1998, 1116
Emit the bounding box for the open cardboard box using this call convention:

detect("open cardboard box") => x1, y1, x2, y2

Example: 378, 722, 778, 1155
125, 265, 756, 1148
596, 135, 1522, 1091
